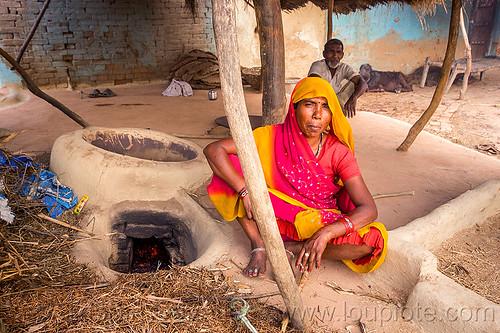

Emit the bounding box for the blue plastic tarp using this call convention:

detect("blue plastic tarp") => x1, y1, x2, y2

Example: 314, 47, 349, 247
0, 150, 38, 172
21, 170, 77, 218
1, 151, 77, 219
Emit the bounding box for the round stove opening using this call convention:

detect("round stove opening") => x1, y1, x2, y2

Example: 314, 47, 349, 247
82, 129, 198, 162
108, 210, 197, 273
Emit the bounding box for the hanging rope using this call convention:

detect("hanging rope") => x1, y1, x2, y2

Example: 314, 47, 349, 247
230, 297, 258, 333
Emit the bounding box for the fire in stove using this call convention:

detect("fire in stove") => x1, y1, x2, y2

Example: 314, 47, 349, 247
131, 237, 172, 273
108, 210, 195, 274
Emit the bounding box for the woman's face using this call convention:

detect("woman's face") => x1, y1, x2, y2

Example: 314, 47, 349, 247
295, 97, 332, 139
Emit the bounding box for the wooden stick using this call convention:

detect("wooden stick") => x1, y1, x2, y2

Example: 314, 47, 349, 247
0, 255, 13, 269
212, 0, 305, 329
298, 271, 309, 292
326, 282, 394, 305
420, 57, 431, 88
207, 266, 231, 271
145, 295, 183, 304
8, 240, 39, 246
177, 290, 283, 303
70, 232, 117, 243
0, 130, 25, 144
397, 0, 461, 151
459, 8, 472, 100
62, 282, 111, 289
373, 191, 415, 200
281, 271, 309, 332
240, 290, 282, 300
0, 286, 51, 298
229, 258, 244, 271
16, 0, 51, 63
22, 226, 62, 238
0, 231, 28, 265
169, 133, 229, 140
37, 213, 94, 236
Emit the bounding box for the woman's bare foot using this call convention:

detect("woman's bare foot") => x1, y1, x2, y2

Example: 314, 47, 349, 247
284, 241, 303, 261
243, 247, 266, 277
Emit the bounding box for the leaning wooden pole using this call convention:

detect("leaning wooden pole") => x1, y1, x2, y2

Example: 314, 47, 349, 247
0, 47, 90, 128
16, 0, 51, 63
397, 0, 461, 152
254, 0, 286, 126
211, 0, 306, 330
459, 8, 472, 100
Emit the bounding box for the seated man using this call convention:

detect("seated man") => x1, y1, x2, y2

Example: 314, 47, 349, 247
308, 39, 367, 118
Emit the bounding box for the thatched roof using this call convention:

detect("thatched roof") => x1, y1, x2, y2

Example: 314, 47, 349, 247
280, 0, 443, 15
186, 0, 442, 16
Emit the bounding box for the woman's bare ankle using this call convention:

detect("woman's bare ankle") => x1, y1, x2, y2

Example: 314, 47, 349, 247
243, 247, 267, 277
284, 241, 302, 254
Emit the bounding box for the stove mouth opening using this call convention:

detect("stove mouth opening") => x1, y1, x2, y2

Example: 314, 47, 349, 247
130, 237, 173, 273
109, 210, 196, 274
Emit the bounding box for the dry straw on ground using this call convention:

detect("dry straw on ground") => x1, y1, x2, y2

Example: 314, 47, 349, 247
434, 213, 500, 304
0, 150, 298, 332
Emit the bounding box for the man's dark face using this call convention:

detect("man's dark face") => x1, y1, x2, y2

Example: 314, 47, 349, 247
323, 44, 344, 69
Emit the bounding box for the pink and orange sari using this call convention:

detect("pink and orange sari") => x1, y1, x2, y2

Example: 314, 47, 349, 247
207, 77, 387, 273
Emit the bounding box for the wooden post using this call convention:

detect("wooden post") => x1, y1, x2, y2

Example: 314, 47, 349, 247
397, 0, 461, 152
254, 0, 286, 126
0, 47, 90, 128
459, 8, 472, 100
327, 0, 334, 41
211, 0, 307, 330
419, 57, 431, 88
444, 63, 459, 94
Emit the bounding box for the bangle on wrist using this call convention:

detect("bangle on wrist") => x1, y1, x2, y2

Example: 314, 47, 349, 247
338, 216, 354, 236
238, 186, 248, 199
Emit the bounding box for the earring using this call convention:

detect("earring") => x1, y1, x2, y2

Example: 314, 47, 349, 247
326, 125, 331, 131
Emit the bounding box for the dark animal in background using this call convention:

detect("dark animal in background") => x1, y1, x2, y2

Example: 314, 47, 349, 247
359, 64, 413, 93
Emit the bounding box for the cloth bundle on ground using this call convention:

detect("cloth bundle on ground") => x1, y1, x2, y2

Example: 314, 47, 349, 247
162, 79, 193, 97
207, 77, 387, 274
0, 151, 77, 219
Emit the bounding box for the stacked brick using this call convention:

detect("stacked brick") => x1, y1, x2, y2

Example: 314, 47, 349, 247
0, 0, 216, 88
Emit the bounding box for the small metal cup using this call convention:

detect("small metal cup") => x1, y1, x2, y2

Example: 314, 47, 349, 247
208, 90, 217, 100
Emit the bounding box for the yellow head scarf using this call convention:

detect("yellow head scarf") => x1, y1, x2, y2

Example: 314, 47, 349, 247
291, 77, 354, 152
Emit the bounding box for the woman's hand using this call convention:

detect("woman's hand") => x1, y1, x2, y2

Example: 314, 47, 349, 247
295, 225, 335, 272
295, 174, 377, 272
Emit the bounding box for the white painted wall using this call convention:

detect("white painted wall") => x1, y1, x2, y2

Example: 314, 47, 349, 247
235, 2, 326, 80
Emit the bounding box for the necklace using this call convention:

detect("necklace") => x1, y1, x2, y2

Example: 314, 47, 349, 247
315, 133, 323, 158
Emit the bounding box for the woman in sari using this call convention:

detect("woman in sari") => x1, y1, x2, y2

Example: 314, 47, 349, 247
204, 77, 387, 277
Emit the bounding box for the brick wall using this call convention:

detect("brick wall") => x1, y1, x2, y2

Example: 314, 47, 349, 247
0, 0, 215, 88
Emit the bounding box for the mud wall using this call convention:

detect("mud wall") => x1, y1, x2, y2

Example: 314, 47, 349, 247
1, 0, 494, 88
331, 2, 473, 74
236, 2, 325, 80
492, 4, 500, 57
237, 1, 495, 77
0, 0, 215, 88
